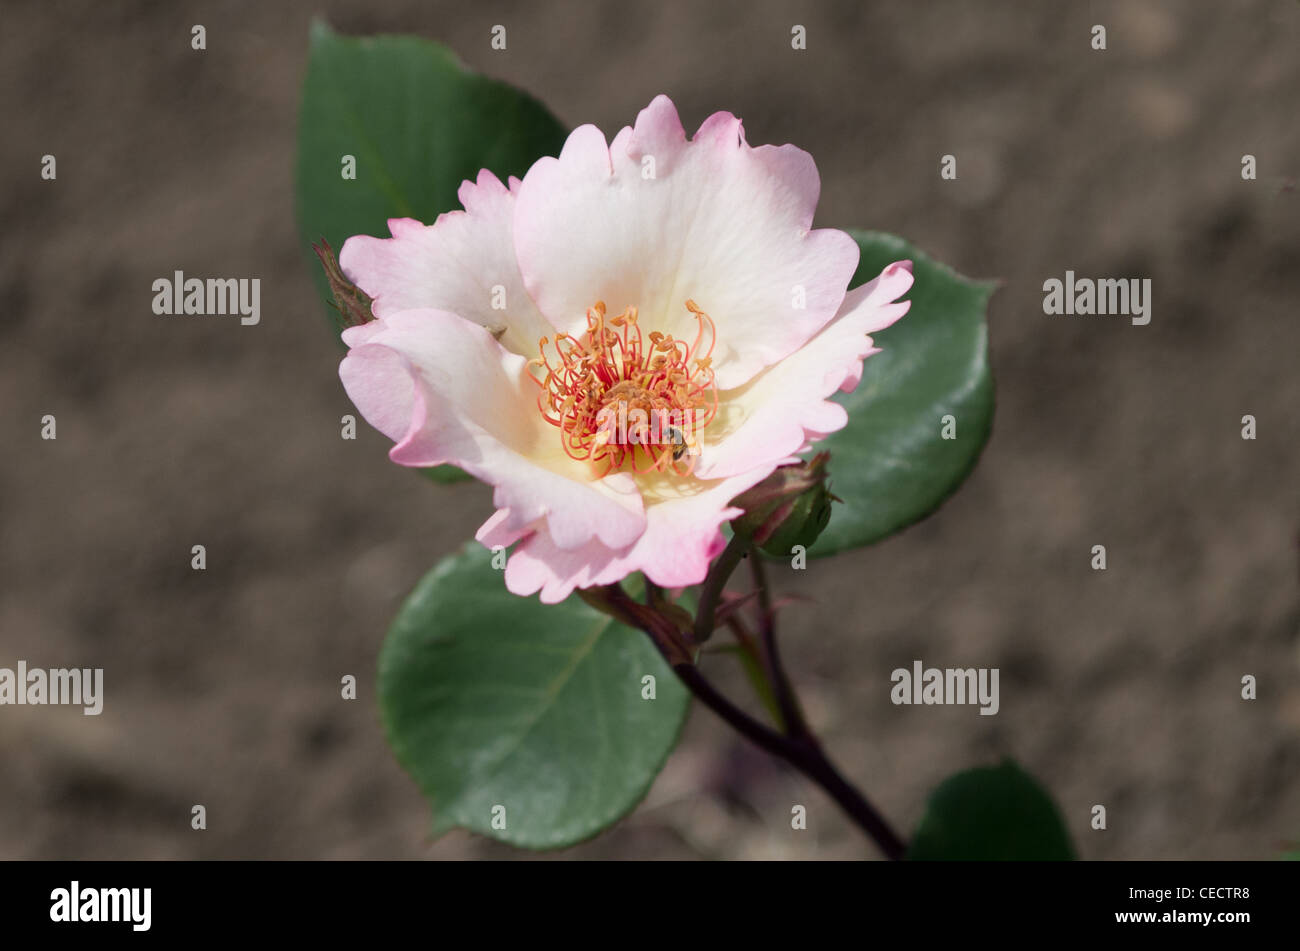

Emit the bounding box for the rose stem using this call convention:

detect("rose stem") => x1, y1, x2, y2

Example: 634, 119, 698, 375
602, 581, 906, 860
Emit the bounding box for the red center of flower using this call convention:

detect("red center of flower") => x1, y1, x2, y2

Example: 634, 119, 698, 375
528, 300, 719, 476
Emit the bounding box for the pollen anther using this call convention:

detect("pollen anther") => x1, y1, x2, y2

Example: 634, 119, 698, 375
528, 300, 719, 476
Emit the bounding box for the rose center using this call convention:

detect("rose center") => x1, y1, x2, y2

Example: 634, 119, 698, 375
528, 300, 718, 476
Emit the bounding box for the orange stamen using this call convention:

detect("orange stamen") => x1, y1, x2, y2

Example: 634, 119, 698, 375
527, 301, 719, 477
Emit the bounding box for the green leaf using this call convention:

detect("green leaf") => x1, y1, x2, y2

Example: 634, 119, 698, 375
711, 643, 784, 729
296, 21, 569, 485
907, 760, 1076, 860
418, 465, 474, 486
295, 21, 568, 315
378, 544, 690, 849
810, 231, 995, 556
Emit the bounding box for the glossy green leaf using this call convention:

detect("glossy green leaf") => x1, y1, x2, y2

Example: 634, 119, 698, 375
907, 760, 1076, 860
378, 545, 690, 849
296, 21, 569, 484
810, 231, 995, 556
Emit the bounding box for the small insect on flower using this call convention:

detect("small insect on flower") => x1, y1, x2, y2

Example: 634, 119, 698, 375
664, 426, 698, 462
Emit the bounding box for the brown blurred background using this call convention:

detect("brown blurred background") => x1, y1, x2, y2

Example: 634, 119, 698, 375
1, 0, 1297, 859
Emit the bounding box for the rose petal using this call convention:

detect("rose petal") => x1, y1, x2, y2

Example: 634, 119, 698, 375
694, 261, 914, 480
341, 309, 646, 551
502, 468, 773, 603
512, 95, 859, 389
338, 170, 554, 357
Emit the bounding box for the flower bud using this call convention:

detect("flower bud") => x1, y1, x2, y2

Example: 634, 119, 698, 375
729, 453, 836, 555
313, 238, 374, 329
757, 477, 834, 556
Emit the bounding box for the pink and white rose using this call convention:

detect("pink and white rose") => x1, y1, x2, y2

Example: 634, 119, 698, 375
337, 95, 912, 602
